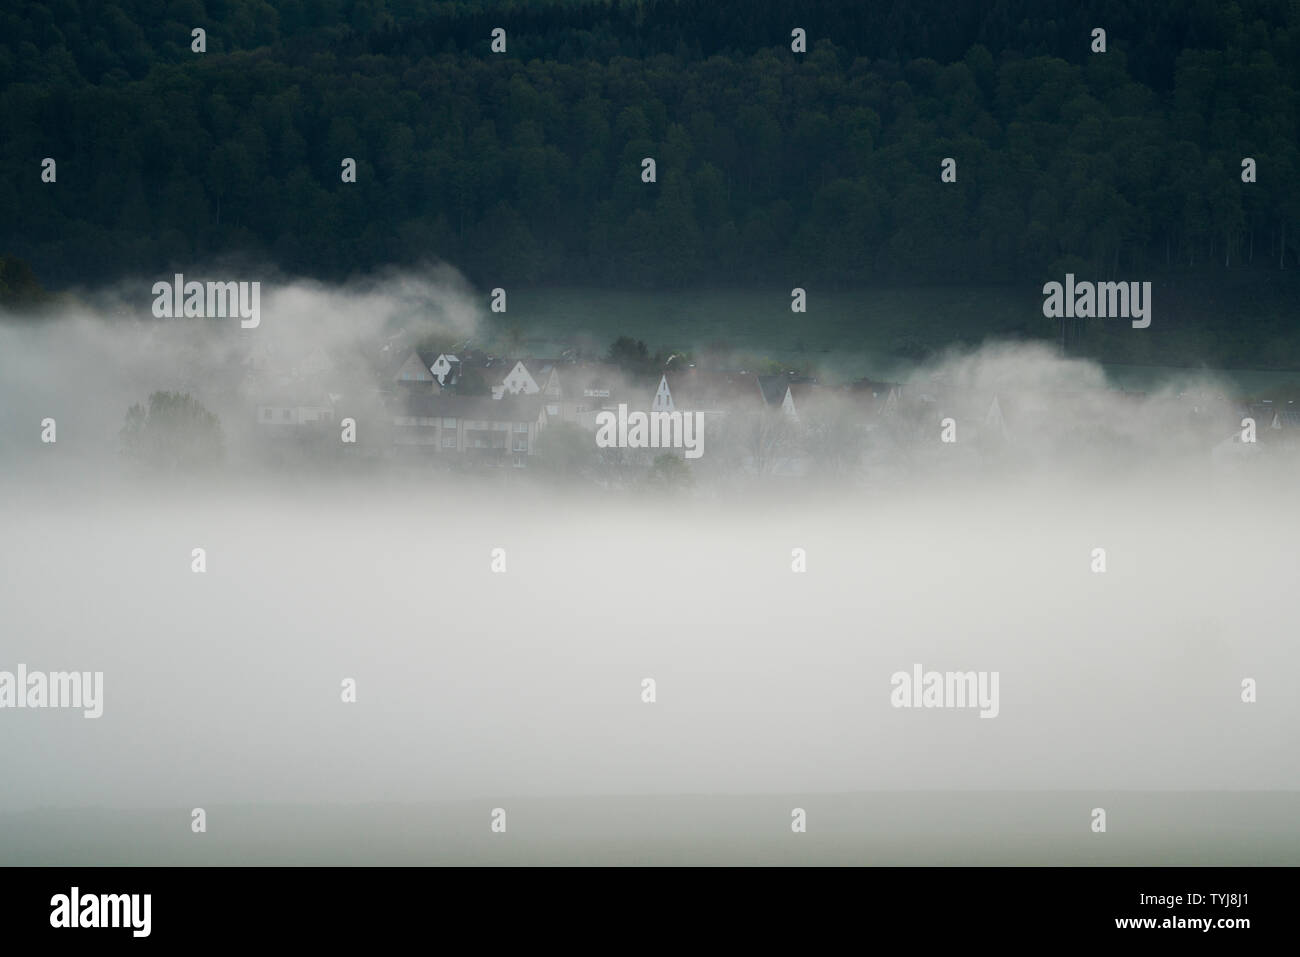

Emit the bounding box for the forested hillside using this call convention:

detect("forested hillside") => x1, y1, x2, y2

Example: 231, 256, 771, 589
2, 0, 1298, 293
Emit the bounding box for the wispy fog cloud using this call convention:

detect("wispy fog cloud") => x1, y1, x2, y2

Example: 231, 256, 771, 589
0, 263, 485, 471
0, 276, 1295, 825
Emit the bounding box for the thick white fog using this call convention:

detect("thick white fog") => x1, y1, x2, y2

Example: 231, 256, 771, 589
0, 271, 1296, 862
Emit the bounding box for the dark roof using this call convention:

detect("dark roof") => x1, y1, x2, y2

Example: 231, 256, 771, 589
757, 374, 821, 406
756, 375, 789, 406
375, 347, 438, 380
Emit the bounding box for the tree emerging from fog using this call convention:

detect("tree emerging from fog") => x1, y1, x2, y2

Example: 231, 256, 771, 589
120, 391, 224, 472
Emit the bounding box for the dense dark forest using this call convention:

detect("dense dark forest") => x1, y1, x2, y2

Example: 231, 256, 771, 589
1, 0, 1299, 294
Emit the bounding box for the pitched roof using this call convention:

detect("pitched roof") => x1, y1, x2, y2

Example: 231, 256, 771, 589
756, 374, 820, 405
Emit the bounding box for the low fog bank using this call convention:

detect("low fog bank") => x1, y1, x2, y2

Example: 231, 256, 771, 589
0, 270, 1294, 495
1, 277, 1296, 814
0, 263, 484, 476
4, 793, 1298, 865
0, 481, 1295, 812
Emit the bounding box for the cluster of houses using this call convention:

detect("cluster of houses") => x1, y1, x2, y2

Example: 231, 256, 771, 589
241, 335, 1300, 477
249, 338, 902, 472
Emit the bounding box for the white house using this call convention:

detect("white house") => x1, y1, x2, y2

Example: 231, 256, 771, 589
781, 386, 798, 419
493, 360, 541, 398
535, 366, 563, 418
651, 374, 674, 412
984, 395, 1011, 441
393, 393, 549, 468
255, 391, 335, 430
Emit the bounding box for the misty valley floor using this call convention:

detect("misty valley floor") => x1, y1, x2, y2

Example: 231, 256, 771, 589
3, 793, 1297, 865
3, 464, 1298, 866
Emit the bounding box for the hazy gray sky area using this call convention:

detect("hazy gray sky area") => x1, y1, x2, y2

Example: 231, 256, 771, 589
1, 270, 1295, 863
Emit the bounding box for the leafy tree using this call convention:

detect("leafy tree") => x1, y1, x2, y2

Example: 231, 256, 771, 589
0, 256, 47, 309
120, 391, 224, 471
2, 0, 1299, 370
607, 335, 650, 373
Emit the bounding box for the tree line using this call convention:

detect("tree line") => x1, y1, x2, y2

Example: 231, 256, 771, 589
1, 0, 1298, 291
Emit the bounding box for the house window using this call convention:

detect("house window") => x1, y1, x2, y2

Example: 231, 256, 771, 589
442, 435, 456, 448
262, 408, 271, 420
442, 417, 457, 427
513, 438, 527, 452
513, 455, 525, 468
282, 409, 292, 421
546, 404, 559, 416
514, 422, 528, 432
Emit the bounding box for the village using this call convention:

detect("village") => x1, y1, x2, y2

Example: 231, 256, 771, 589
226, 329, 1300, 483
